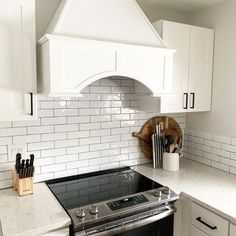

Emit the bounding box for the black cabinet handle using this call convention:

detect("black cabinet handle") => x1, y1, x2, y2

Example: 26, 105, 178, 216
196, 217, 217, 230
183, 93, 188, 109
190, 92, 195, 109
30, 93, 33, 116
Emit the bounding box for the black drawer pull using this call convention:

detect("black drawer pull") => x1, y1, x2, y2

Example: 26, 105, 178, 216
190, 92, 195, 109
183, 93, 188, 109
30, 93, 33, 116
196, 217, 217, 230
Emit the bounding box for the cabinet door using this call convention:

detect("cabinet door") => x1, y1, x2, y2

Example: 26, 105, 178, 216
0, 0, 36, 121
230, 224, 236, 236
154, 21, 190, 113
0, 0, 36, 93
191, 225, 208, 236
188, 26, 214, 112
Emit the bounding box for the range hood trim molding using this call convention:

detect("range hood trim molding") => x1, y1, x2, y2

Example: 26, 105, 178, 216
37, 34, 175, 97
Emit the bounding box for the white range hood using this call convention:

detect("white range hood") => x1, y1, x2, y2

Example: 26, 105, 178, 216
37, 0, 175, 96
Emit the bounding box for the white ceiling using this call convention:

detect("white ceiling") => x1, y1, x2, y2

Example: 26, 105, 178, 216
138, 0, 225, 12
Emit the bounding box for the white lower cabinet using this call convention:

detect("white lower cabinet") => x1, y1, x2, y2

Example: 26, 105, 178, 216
230, 224, 236, 236
191, 225, 208, 236
174, 195, 230, 236
191, 203, 228, 236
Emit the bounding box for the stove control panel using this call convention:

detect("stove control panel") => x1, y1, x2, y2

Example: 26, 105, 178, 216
107, 194, 148, 211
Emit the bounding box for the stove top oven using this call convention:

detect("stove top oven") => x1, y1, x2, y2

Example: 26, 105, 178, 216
46, 167, 179, 236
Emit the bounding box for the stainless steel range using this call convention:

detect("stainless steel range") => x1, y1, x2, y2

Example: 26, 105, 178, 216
46, 167, 179, 236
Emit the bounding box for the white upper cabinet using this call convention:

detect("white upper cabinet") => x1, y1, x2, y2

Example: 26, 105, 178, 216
230, 224, 236, 236
152, 20, 214, 113
37, 35, 174, 97
0, 0, 37, 121
188, 26, 214, 112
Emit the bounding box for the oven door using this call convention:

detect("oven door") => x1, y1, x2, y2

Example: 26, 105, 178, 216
75, 205, 176, 236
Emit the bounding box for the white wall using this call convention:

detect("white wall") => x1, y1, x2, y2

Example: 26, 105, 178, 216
186, 0, 236, 137
136, 0, 188, 23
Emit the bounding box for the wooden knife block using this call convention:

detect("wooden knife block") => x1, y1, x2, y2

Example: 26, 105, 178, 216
13, 169, 34, 196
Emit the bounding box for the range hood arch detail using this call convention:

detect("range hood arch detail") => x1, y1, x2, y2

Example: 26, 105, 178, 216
37, 0, 175, 97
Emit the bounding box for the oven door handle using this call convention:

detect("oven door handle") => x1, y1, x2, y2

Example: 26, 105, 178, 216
76, 206, 176, 236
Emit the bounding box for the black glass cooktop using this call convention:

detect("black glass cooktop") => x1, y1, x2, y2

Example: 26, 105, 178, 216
46, 167, 162, 210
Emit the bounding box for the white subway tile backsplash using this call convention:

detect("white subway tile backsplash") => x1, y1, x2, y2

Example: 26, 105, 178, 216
41, 148, 66, 157
55, 139, 79, 148
54, 109, 78, 117
90, 143, 109, 152
90, 86, 110, 94
90, 115, 110, 123
0, 154, 7, 163
41, 163, 66, 174
13, 135, 40, 144
28, 126, 54, 134
80, 123, 100, 131
28, 142, 54, 151
213, 134, 231, 144
0, 122, 11, 128
67, 116, 89, 124
41, 117, 66, 125
55, 154, 78, 164
67, 101, 89, 108
41, 133, 66, 142
0, 171, 12, 181
0, 78, 186, 189
67, 160, 89, 169
101, 94, 120, 101
101, 108, 120, 115
38, 110, 54, 117
13, 120, 40, 127
184, 128, 236, 176
79, 108, 100, 116
41, 101, 66, 109
80, 137, 101, 145
55, 124, 78, 133
0, 128, 27, 137
35, 157, 54, 167
67, 145, 89, 154
101, 121, 120, 129
67, 131, 90, 139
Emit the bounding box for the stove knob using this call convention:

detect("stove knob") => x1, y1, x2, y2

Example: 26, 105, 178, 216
163, 187, 171, 195
90, 205, 99, 215
76, 209, 86, 218
154, 189, 162, 197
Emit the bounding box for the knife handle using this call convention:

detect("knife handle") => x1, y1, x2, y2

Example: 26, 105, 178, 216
30, 154, 34, 166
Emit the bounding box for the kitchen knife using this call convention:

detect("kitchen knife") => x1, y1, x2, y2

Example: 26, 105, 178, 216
21, 159, 25, 179
15, 153, 22, 174
26, 159, 29, 178
30, 154, 34, 166
29, 154, 35, 177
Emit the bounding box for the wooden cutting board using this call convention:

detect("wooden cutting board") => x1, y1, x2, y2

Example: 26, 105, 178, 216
132, 116, 182, 160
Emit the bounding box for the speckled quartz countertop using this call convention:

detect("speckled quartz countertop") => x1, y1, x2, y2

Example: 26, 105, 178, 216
132, 159, 236, 224
0, 183, 71, 236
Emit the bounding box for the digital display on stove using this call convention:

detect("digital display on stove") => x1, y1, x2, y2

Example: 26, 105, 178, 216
107, 194, 149, 211
46, 167, 162, 210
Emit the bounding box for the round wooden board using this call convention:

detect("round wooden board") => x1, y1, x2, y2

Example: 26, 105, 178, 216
132, 116, 183, 160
